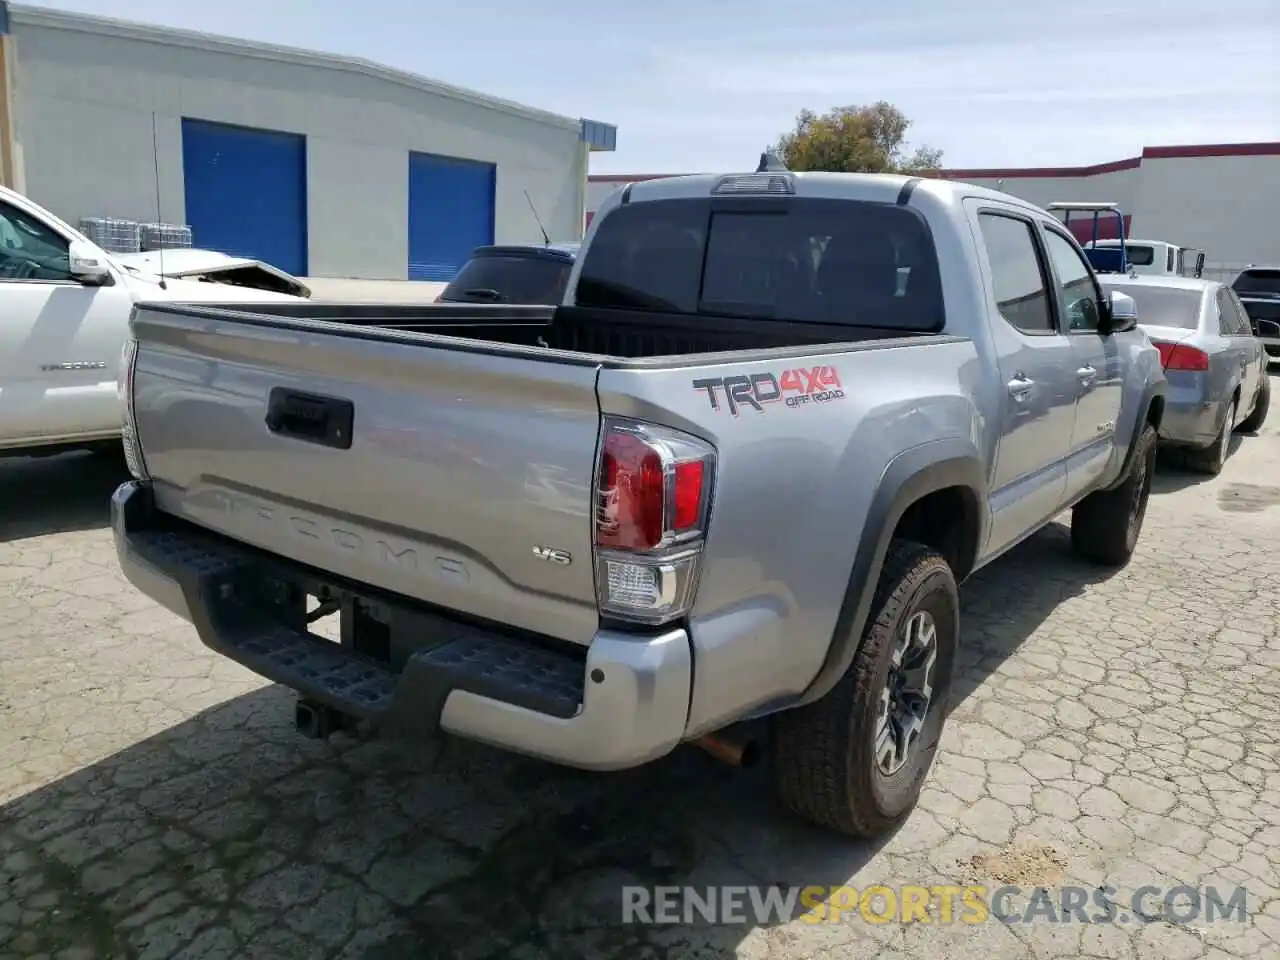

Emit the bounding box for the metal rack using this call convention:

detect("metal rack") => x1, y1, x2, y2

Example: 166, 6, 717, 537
140, 221, 193, 251
78, 217, 142, 253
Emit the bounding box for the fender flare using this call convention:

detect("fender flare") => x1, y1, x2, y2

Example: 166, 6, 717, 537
1106, 379, 1166, 491
795, 438, 988, 708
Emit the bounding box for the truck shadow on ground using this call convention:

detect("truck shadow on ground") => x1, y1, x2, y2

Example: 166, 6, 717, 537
1149, 439, 1250, 495
0, 520, 1121, 959
0, 449, 129, 543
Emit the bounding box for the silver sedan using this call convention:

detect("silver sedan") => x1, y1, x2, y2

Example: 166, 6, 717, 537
1098, 274, 1270, 475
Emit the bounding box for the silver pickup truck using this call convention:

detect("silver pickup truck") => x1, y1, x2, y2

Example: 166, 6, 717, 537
111, 168, 1166, 838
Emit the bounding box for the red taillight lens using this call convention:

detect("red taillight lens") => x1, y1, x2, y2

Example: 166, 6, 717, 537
597, 430, 666, 550
1154, 341, 1209, 371
595, 424, 714, 551
673, 460, 705, 531
593, 418, 716, 624
1169, 346, 1209, 371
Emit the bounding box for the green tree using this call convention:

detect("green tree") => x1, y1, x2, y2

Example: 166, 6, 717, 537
775, 101, 943, 174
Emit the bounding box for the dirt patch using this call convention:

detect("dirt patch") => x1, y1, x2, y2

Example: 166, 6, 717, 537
959, 844, 1069, 887
1218, 483, 1280, 513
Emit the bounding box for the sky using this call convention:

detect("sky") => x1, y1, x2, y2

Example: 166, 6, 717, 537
30, 0, 1280, 175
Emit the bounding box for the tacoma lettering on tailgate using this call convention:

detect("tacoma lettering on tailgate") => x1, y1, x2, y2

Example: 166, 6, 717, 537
206, 490, 470, 583
692, 365, 845, 416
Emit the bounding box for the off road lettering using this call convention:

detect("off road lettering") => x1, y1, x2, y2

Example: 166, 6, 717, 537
693, 366, 844, 415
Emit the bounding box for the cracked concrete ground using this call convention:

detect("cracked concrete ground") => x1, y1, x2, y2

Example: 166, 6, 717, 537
2, 380, 1279, 960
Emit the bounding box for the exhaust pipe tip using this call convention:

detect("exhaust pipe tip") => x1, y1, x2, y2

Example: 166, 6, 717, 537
737, 738, 761, 769
694, 729, 761, 769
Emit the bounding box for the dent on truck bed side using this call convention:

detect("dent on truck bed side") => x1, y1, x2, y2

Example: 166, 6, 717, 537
793, 437, 988, 709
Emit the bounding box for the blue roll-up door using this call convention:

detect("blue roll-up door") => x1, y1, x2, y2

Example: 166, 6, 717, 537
181, 119, 308, 276
408, 152, 496, 281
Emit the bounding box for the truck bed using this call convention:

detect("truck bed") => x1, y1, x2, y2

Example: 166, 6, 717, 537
124, 298, 963, 656
138, 300, 929, 361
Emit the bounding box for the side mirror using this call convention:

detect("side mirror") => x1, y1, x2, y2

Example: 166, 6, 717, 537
1103, 290, 1138, 334
68, 239, 113, 286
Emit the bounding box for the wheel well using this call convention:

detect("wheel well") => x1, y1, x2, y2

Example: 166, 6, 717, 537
891, 486, 981, 581
1146, 395, 1164, 430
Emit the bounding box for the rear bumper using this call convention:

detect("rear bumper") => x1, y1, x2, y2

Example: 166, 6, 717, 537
1155, 370, 1222, 447
1159, 398, 1223, 447
111, 481, 693, 771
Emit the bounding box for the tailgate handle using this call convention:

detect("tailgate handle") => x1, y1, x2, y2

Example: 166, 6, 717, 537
265, 388, 354, 450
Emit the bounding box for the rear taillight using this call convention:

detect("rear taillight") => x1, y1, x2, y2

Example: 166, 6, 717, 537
1153, 341, 1209, 371
119, 337, 150, 481
593, 417, 715, 624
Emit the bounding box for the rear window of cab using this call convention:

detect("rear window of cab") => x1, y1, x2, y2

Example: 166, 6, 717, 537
576, 198, 945, 333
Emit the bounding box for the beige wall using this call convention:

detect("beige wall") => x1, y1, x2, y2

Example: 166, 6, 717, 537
951, 167, 1141, 217
11, 10, 589, 279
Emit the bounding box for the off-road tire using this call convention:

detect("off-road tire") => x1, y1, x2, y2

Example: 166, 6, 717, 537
1071, 423, 1157, 565
1237, 375, 1270, 434
1185, 398, 1236, 476
772, 540, 958, 838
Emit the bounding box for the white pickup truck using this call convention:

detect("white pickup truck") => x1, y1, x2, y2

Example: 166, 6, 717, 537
0, 184, 309, 458
1086, 238, 1206, 279
1046, 203, 1206, 279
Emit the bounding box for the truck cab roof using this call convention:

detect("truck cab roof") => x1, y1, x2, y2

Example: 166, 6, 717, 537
615, 170, 1045, 216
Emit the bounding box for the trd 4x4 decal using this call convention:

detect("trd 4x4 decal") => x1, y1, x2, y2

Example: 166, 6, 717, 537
693, 365, 845, 416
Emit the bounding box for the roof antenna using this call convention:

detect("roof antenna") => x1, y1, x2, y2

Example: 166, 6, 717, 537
756, 149, 788, 173
150, 111, 167, 290
523, 189, 551, 246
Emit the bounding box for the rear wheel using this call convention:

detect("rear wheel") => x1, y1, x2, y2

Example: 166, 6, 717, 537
773, 540, 958, 838
1237, 375, 1270, 433
1186, 397, 1236, 475
1071, 423, 1156, 565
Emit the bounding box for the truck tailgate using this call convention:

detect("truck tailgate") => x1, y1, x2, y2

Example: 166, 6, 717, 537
128, 306, 603, 646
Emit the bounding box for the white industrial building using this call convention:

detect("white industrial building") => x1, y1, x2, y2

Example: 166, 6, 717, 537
0, 2, 615, 280
588, 142, 1280, 281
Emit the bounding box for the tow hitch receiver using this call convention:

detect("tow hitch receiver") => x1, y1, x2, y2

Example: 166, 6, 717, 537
295, 698, 349, 739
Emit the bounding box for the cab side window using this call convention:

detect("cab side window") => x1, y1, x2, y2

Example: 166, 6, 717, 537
977, 213, 1055, 334
0, 202, 73, 281
1042, 228, 1103, 332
